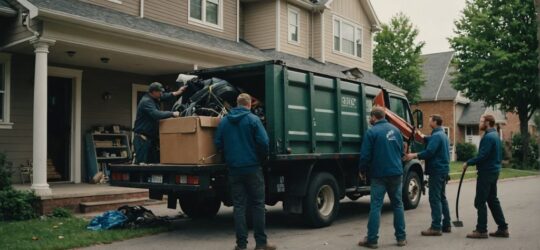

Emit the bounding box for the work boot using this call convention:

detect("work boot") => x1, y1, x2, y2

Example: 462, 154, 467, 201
358, 237, 378, 249
489, 229, 509, 238
442, 226, 452, 233
466, 230, 488, 239
396, 239, 407, 247
234, 246, 247, 250
254, 243, 277, 250
421, 227, 442, 236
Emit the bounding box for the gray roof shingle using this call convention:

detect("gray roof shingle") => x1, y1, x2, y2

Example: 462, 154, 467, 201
420, 51, 458, 101
458, 101, 507, 125
26, 0, 403, 92
0, 0, 11, 8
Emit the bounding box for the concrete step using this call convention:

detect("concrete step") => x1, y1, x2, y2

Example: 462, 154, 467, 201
80, 198, 165, 213
40, 190, 151, 214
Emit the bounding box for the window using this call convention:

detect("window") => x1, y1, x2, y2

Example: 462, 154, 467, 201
189, 0, 222, 29
389, 96, 412, 124
0, 53, 12, 129
288, 7, 299, 43
333, 16, 364, 59
443, 127, 450, 138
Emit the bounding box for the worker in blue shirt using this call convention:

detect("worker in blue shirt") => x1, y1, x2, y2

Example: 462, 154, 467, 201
133, 82, 185, 164
358, 106, 407, 248
214, 93, 275, 250
463, 114, 509, 239
405, 114, 451, 235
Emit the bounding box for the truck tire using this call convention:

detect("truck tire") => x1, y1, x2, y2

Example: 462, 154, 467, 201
179, 194, 221, 218
302, 172, 340, 228
402, 171, 421, 210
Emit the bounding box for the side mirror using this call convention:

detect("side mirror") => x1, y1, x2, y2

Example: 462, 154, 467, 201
413, 109, 423, 129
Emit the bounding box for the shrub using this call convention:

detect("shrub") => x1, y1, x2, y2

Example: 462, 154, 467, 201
0, 189, 39, 221
456, 143, 477, 161
51, 207, 72, 218
510, 133, 539, 169
0, 152, 13, 191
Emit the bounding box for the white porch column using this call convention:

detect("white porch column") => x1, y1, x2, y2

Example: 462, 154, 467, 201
30, 38, 55, 196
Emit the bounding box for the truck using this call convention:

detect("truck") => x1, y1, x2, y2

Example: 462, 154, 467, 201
109, 60, 426, 228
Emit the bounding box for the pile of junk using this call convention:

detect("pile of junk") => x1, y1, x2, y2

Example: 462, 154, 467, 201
172, 74, 265, 124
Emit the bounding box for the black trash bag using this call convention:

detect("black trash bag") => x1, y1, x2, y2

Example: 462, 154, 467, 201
175, 77, 241, 117
117, 205, 162, 227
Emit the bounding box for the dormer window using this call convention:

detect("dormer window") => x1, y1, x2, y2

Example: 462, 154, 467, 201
333, 16, 363, 59
189, 0, 223, 30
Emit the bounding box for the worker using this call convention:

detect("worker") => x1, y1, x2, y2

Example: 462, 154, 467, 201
404, 114, 451, 236
214, 93, 276, 250
358, 106, 407, 248
133, 82, 185, 164
463, 114, 509, 239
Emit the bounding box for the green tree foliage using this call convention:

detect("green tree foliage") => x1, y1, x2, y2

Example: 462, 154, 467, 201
449, 0, 539, 164
373, 13, 425, 103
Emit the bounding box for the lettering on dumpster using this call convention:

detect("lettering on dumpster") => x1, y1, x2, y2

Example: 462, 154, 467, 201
341, 96, 357, 109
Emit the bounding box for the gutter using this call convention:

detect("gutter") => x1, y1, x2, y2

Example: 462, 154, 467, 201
36, 8, 266, 62
15, 0, 37, 18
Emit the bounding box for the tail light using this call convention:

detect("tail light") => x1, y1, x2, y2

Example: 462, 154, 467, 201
111, 172, 129, 181
176, 175, 200, 185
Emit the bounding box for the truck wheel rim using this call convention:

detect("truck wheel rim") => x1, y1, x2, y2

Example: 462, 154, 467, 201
317, 185, 335, 217
408, 178, 419, 202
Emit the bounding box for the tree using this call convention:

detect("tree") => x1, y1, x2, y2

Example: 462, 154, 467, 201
373, 13, 425, 103
449, 0, 539, 166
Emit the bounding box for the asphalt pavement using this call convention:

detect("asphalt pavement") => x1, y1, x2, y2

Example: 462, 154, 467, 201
84, 176, 540, 250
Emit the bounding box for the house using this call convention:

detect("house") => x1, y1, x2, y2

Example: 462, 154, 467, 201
413, 51, 535, 159
0, 0, 400, 201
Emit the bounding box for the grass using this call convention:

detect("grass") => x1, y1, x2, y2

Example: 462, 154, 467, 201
448, 161, 539, 181
0, 217, 169, 250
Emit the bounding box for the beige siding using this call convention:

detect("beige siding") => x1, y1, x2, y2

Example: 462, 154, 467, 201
144, 0, 237, 41
80, 0, 141, 16
0, 16, 40, 47
324, 0, 373, 71
279, 1, 309, 58
242, 0, 276, 49
311, 12, 323, 61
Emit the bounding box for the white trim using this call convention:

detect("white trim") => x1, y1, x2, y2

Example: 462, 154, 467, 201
276, 0, 281, 51
315, 108, 334, 114
0, 53, 12, 129
320, 12, 325, 62
48, 66, 83, 184
236, 0, 239, 42
139, 0, 144, 18
15, 0, 38, 18
0, 36, 35, 50
288, 105, 307, 110
287, 5, 300, 45
316, 132, 334, 137
188, 0, 224, 31
332, 15, 365, 61
132, 84, 148, 128
107, 0, 122, 4
289, 131, 309, 136
434, 53, 454, 101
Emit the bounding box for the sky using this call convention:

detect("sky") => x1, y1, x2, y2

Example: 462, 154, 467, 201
370, 0, 467, 55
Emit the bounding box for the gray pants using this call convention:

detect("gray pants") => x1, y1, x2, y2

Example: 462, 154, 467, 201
229, 169, 267, 248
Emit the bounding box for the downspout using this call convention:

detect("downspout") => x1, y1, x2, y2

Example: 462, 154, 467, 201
17, 0, 40, 37
139, 0, 144, 18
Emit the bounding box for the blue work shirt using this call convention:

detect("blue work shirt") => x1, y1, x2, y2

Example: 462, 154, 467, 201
214, 107, 269, 176
467, 128, 502, 173
133, 93, 176, 139
359, 119, 404, 178
417, 127, 450, 176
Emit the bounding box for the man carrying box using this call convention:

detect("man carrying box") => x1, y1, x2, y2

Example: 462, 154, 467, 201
214, 93, 276, 250
133, 82, 185, 164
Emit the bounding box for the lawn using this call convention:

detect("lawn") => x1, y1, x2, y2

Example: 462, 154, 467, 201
448, 161, 539, 181
0, 217, 169, 250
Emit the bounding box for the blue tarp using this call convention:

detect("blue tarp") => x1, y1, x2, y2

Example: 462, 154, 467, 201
87, 210, 128, 231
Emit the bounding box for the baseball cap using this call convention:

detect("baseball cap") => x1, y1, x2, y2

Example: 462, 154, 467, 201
148, 82, 165, 92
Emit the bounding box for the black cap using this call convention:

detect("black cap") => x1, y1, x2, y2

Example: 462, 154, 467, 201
148, 82, 165, 92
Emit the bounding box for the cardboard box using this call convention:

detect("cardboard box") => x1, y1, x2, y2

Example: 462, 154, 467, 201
159, 116, 223, 165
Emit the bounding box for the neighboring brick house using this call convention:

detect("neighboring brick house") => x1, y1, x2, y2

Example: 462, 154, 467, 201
0, 0, 403, 194
414, 51, 536, 160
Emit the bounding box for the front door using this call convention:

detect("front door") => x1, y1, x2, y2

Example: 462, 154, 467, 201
47, 77, 72, 181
